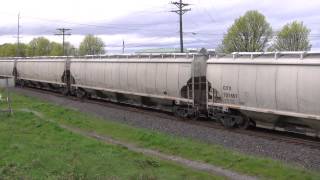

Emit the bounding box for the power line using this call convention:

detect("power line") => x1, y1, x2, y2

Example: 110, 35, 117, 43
14, 13, 176, 32
55, 28, 71, 56
170, 0, 191, 53
195, 0, 215, 23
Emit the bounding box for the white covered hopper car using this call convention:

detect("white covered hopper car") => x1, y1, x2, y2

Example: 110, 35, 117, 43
207, 52, 320, 135
69, 54, 202, 113
0, 50, 319, 137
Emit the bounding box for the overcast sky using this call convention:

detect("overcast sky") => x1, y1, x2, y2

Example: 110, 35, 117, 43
0, 0, 320, 53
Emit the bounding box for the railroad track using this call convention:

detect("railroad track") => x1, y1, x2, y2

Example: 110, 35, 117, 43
241, 127, 320, 149
15, 87, 320, 150
188, 120, 320, 150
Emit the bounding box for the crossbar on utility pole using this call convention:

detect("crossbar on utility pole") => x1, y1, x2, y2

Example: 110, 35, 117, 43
55, 28, 72, 56
170, 0, 191, 53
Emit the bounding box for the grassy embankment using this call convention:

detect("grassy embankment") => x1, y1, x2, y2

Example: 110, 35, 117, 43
1, 90, 320, 179
0, 92, 219, 179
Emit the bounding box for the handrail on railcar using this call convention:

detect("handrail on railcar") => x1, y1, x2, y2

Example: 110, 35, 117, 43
2, 51, 320, 60
227, 51, 320, 60
0, 53, 200, 60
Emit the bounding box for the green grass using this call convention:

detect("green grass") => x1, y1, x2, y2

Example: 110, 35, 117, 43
2, 90, 320, 179
0, 111, 220, 179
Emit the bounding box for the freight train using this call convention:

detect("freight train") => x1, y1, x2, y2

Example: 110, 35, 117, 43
0, 49, 319, 137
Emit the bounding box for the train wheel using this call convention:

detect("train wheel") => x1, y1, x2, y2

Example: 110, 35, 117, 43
192, 115, 199, 121
60, 88, 69, 96
250, 120, 256, 128
173, 106, 188, 118
19, 80, 25, 87
192, 110, 200, 120
238, 116, 250, 129
220, 116, 236, 128
76, 89, 87, 99
237, 114, 254, 129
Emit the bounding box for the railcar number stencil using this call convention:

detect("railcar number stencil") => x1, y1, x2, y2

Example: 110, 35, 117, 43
222, 85, 238, 103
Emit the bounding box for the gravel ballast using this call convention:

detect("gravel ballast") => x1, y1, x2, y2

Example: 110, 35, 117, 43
12, 88, 320, 170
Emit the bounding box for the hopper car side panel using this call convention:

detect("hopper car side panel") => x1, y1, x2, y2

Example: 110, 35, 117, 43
145, 63, 157, 94
120, 63, 129, 91
276, 66, 298, 112
238, 65, 257, 107
70, 58, 193, 103
16, 60, 67, 85
136, 62, 147, 94
128, 62, 138, 92
0, 60, 15, 78
298, 66, 320, 115
256, 65, 277, 109
166, 63, 179, 97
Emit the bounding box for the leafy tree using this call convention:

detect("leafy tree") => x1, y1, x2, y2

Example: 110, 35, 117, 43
0, 40, 77, 57
50, 42, 78, 56
49, 42, 63, 56
0, 39, 77, 57
0, 43, 28, 57
18, 43, 28, 57
220, 10, 272, 53
64, 42, 78, 56
271, 21, 311, 51
0, 43, 16, 57
214, 44, 225, 54
27, 37, 51, 56
79, 34, 105, 55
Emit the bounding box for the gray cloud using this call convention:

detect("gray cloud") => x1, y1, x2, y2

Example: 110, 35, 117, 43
1, 0, 320, 51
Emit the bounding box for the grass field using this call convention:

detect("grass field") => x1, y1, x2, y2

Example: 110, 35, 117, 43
1, 90, 320, 179
0, 112, 219, 179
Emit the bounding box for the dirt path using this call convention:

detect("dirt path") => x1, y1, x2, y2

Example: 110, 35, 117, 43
19, 108, 257, 180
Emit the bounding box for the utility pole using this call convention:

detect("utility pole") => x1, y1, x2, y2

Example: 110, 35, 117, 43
122, 40, 125, 54
16, 13, 21, 57
170, 0, 191, 53
55, 28, 71, 56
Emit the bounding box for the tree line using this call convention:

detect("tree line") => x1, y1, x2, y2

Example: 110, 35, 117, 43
219, 10, 311, 53
0, 34, 105, 57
